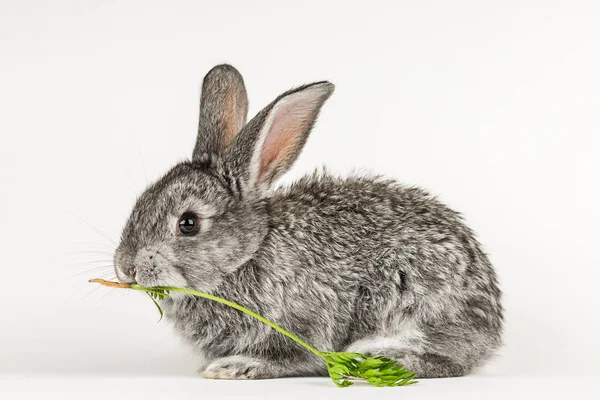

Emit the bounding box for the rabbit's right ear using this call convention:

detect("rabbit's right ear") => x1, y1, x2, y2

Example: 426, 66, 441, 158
223, 81, 334, 193
192, 64, 248, 161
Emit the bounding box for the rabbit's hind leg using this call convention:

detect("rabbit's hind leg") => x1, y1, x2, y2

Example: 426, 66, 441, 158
346, 337, 468, 378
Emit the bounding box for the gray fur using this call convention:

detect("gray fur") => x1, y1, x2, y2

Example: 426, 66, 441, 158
193, 64, 248, 160
114, 64, 503, 380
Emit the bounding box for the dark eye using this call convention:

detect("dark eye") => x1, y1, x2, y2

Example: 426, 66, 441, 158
177, 213, 199, 235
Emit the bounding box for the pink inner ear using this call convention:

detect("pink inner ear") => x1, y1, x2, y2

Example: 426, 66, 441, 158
259, 98, 310, 180
220, 89, 236, 150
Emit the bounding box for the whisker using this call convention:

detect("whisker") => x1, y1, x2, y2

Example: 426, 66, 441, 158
139, 149, 149, 185
70, 241, 116, 251
97, 272, 118, 282
105, 289, 121, 304
117, 158, 140, 194
53, 260, 114, 273
69, 266, 115, 278
82, 284, 104, 300
99, 287, 117, 305
67, 250, 115, 256
69, 259, 114, 266
58, 207, 118, 246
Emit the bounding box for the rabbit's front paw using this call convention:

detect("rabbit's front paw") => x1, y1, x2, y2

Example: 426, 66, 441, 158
203, 356, 264, 380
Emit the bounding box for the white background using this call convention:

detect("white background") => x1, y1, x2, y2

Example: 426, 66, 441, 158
1, 0, 599, 398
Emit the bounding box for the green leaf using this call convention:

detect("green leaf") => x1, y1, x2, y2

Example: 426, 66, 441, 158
145, 292, 164, 322
321, 352, 418, 387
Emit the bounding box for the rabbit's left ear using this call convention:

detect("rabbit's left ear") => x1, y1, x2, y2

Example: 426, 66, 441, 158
193, 64, 248, 161
224, 81, 334, 191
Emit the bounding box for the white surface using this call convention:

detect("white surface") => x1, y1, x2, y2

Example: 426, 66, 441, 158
1, 0, 599, 397
2, 376, 599, 400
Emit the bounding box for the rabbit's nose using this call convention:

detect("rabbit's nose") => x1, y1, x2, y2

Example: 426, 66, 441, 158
114, 261, 135, 283
113, 248, 136, 283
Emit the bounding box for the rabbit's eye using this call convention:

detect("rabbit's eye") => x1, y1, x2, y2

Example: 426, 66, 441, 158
178, 213, 198, 235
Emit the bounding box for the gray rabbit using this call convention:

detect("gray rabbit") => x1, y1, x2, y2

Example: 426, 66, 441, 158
114, 64, 503, 379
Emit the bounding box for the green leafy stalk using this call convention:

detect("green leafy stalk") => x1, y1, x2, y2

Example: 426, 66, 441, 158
320, 352, 417, 387
90, 279, 417, 387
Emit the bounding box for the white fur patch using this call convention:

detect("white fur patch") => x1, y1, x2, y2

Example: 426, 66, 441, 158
346, 320, 426, 354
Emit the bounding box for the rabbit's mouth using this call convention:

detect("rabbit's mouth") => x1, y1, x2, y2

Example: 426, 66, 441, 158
128, 269, 183, 289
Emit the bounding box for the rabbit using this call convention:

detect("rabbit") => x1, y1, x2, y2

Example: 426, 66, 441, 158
113, 64, 503, 380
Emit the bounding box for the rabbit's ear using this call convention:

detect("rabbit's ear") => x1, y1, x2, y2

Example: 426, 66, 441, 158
192, 64, 248, 161
224, 81, 334, 191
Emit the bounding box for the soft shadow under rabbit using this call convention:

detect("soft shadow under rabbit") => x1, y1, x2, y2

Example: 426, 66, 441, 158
113, 64, 503, 379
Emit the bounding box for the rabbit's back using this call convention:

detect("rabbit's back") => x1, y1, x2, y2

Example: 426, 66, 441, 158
265, 172, 503, 371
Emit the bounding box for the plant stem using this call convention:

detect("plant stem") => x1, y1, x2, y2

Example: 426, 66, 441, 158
130, 284, 324, 360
